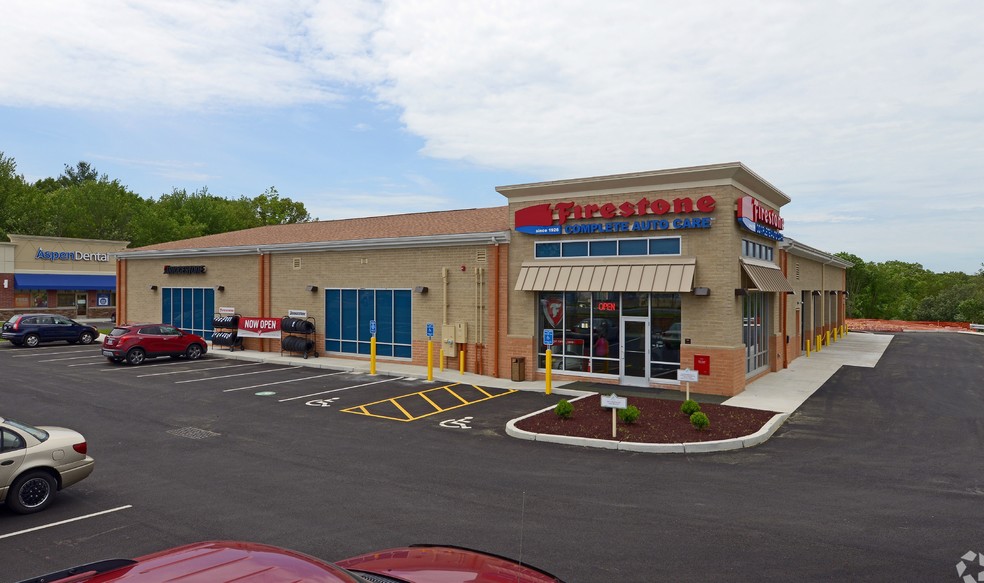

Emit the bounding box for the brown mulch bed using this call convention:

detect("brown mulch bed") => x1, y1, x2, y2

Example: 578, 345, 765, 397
514, 396, 778, 443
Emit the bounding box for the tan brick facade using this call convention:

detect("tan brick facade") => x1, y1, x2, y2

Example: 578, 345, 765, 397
115, 163, 849, 397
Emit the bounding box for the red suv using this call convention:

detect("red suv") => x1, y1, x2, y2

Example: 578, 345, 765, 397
19, 540, 565, 582
101, 324, 207, 365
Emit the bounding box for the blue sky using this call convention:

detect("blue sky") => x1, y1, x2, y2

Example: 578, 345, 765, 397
2, 1, 983, 273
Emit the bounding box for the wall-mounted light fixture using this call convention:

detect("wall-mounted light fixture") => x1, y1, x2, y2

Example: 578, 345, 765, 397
305, 285, 318, 292
812, 290, 822, 296
693, 287, 710, 296
149, 285, 158, 291
734, 288, 747, 296
413, 286, 429, 294
214, 285, 225, 292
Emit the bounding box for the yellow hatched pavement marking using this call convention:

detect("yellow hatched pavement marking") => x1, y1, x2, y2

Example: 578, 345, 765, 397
341, 384, 517, 422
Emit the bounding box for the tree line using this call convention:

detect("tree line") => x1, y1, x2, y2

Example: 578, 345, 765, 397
2, 152, 981, 323
836, 252, 984, 323
0, 152, 312, 248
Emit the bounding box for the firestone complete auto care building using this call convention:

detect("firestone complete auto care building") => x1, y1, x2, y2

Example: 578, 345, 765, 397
114, 163, 849, 396
0, 235, 127, 321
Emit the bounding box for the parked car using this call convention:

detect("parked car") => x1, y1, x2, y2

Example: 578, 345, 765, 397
1, 314, 99, 348
18, 540, 565, 582
102, 324, 207, 365
1, 416, 94, 514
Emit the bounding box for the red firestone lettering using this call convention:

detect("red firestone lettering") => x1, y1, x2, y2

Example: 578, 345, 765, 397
600, 203, 617, 218
696, 195, 716, 212
619, 201, 637, 217
651, 199, 670, 215
673, 198, 694, 213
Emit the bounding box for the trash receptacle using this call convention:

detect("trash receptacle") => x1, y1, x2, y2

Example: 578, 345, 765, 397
511, 357, 526, 382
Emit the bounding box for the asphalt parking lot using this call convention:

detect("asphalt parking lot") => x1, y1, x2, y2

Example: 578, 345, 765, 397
2, 333, 984, 582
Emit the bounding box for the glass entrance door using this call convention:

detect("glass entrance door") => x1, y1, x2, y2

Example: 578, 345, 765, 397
620, 317, 650, 387
75, 293, 87, 316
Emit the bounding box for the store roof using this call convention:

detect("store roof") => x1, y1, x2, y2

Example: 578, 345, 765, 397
121, 207, 510, 256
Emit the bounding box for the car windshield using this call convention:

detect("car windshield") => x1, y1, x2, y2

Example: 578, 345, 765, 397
4, 419, 49, 442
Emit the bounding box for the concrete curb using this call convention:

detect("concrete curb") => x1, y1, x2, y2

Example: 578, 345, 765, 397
505, 404, 791, 454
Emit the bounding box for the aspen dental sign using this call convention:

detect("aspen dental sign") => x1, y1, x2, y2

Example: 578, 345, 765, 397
735, 196, 784, 241
514, 195, 716, 235
35, 248, 110, 262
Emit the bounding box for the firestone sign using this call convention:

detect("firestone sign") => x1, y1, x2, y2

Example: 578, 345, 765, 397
35, 248, 110, 262
736, 196, 784, 241
515, 195, 717, 235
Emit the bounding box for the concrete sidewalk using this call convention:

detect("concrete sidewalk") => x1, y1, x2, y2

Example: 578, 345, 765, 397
205, 332, 894, 453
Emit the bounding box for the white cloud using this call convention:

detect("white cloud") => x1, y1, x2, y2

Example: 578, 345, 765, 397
3, 0, 983, 271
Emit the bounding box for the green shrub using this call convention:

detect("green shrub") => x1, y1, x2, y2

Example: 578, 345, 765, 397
690, 411, 710, 430
617, 404, 640, 424
680, 399, 701, 416
554, 399, 574, 419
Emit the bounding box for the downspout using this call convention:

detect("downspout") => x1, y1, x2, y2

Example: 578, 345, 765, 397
780, 250, 788, 368
117, 258, 125, 324
492, 241, 500, 378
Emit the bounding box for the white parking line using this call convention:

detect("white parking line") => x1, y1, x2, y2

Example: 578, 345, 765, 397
223, 370, 349, 392
277, 377, 405, 402
12, 349, 97, 358
138, 362, 261, 378
36, 355, 106, 363
0, 505, 132, 540
98, 359, 214, 373
174, 368, 288, 384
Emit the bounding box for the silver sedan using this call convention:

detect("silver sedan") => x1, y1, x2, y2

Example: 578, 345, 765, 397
0, 417, 95, 514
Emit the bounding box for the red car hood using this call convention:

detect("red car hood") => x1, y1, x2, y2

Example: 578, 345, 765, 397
336, 545, 564, 583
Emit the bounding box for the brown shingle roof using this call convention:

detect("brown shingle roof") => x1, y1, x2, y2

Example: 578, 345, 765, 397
132, 206, 510, 251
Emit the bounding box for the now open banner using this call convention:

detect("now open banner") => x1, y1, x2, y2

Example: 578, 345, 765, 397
238, 317, 281, 338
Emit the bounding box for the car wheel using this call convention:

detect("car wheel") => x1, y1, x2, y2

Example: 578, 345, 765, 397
185, 344, 204, 360
126, 348, 146, 365
7, 470, 56, 514
79, 331, 95, 345
24, 334, 40, 348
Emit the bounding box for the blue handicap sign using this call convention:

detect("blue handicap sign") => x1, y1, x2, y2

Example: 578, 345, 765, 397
543, 329, 554, 347
426, 323, 435, 337
369, 320, 377, 335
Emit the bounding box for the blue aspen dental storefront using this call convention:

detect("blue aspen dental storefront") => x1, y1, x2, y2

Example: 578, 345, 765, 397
0, 234, 127, 320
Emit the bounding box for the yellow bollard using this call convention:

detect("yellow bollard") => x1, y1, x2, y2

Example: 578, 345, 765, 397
545, 349, 552, 395
459, 350, 465, 375
816, 335, 822, 351
370, 336, 377, 375
427, 340, 433, 381
806, 338, 811, 357
825, 330, 830, 346
439, 349, 444, 372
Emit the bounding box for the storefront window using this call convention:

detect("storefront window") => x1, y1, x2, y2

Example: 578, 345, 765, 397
30, 290, 48, 308
537, 292, 680, 379
57, 293, 76, 308
325, 288, 412, 358
162, 287, 215, 339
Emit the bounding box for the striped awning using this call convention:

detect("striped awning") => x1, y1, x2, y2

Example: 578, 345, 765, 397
740, 259, 793, 293
514, 257, 696, 292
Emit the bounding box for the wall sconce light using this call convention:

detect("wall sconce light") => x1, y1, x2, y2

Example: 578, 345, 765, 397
413, 286, 429, 294
844, 291, 850, 297
812, 290, 822, 296
693, 287, 710, 296
214, 285, 225, 292
734, 288, 747, 296
305, 285, 318, 292
149, 285, 158, 291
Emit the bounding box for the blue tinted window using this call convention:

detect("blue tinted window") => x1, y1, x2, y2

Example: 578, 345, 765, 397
358, 289, 373, 341
394, 290, 412, 344
561, 242, 588, 257
324, 289, 340, 340
535, 242, 561, 258
376, 291, 393, 343
341, 290, 357, 340
590, 241, 617, 256
619, 239, 648, 255
649, 238, 681, 255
